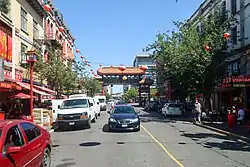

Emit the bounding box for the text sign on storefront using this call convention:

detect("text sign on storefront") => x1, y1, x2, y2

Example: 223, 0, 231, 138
232, 76, 250, 83
4, 70, 22, 81
0, 29, 12, 62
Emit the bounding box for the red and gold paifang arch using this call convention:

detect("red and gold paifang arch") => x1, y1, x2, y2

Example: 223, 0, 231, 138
96, 66, 153, 106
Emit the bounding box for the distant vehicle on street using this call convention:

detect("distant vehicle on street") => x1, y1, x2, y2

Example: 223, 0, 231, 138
94, 96, 106, 111
56, 97, 96, 130
162, 103, 183, 116
0, 120, 51, 167
69, 94, 87, 99
107, 104, 140, 132
51, 99, 64, 123
115, 101, 126, 105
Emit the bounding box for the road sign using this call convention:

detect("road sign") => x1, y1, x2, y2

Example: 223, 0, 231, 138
0, 58, 4, 81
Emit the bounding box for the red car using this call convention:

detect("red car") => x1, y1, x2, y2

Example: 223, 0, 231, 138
0, 120, 52, 167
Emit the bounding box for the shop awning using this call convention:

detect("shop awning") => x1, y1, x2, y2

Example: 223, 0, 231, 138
16, 82, 49, 95
34, 85, 56, 94
9, 93, 37, 99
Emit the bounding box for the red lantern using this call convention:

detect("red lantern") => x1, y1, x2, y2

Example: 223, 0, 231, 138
91, 69, 93, 71
139, 65, 148, 71
58, 26, 65, 32
43, 4, 52, 12
88, 64, 91, 67
76, 49, 80, 53
80, 56, 84, 59
204, 45, 211, 51
224, 32, 231, 39
68, 40, 73, 45
84, 60, 88, 63
118, 66, 126, 71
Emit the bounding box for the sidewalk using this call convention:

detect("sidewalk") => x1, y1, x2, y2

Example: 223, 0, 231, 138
195, 121, 250, 142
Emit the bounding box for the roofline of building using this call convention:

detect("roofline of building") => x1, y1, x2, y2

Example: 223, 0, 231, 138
187, 0, 207, 22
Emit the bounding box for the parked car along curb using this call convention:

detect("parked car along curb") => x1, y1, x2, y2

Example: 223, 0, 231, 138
194, 123, 250, 142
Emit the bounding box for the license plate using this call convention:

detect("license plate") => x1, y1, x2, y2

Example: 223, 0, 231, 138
121, 124, 127, 127
69, 122, 75, 125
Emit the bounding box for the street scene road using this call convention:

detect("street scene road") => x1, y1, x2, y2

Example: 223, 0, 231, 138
51, 108, 250, 167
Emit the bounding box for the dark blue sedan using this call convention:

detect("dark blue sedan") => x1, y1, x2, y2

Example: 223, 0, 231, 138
108, 105, 140, 132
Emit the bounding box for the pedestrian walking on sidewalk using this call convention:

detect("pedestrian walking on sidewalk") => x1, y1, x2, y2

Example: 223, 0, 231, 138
193, 99, 202, 124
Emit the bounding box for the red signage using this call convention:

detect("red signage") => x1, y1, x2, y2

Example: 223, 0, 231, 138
0, 29, 12, 62
4, 70, 22, 81
0, 82, 22, 90
232, 76, 250, 83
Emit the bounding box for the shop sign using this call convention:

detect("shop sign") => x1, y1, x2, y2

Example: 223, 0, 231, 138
0, 82, 22, 90
4, 70, 22, 81
232, 84, 245, 88
232, 76, 250, 83
0, 29, 12, 62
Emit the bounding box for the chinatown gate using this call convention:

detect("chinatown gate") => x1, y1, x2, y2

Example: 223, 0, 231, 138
96, 66, 153, 106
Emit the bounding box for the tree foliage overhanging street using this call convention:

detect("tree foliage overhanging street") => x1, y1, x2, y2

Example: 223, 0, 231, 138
0, 0, 10, 14
145, 9, 235, 98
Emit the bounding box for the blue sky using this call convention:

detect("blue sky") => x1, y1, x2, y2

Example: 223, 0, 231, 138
53, 0, 204, 93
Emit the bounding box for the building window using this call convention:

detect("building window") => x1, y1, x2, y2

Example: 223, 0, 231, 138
231, 0, 237, 15
231, 26, 237, 45
21, 8, 28, 31
33, 20, 39, 38
227, 64, 232, 76
232, 61, 239, 74
220, 1, 227, 21
21, 43, 28, 64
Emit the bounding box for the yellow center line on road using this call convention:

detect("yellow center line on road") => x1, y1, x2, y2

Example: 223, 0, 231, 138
141, 125, 185, 167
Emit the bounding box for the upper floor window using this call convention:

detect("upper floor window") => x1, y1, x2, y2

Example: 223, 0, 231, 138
231, 0, 237, 15
231, 26, 237, 45
21, 8, 28, 31
21, 43, 28, 64
33, 20, 39, 38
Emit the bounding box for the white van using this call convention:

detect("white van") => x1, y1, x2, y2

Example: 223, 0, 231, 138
51, 99, 64, 123
93, 98, 101, 116
56, 97, 96, 130
94, 95, 106, 111
69, 94, 87, 99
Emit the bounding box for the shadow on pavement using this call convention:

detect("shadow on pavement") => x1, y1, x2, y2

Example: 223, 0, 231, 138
79, 142, 101, 147
182, 132, 250, 152
55, 162, 76, 167
54, 126, 85, 132
139, 110, 191, 123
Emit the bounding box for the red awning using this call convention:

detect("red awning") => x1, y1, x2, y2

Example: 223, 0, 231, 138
16, 82, 49, 95
9, 93, 37, 99
34, 85, 56, 94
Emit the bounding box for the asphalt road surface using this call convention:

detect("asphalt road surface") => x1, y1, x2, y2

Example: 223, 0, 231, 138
51, 107, 250, 167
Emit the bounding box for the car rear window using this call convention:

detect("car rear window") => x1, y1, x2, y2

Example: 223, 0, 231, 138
168, 104, 181, 108
113, 106, 135, 114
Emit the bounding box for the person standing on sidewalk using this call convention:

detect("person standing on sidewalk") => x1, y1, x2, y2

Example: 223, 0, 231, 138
193, 99, 202, 124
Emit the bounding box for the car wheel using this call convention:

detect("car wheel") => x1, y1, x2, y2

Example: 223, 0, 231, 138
85, 118, 91, 129
95, 114, 98, 119
98, 113, 101, 116
91, 117, 96, 123
41, 147, 51, 167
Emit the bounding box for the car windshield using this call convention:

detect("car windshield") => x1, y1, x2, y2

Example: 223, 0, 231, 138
98, 99, 105, 103
112, 106, 135, 114
60, 99, 88, 109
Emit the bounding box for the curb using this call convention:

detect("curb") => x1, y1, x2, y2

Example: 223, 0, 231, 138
194, 123, 250, 142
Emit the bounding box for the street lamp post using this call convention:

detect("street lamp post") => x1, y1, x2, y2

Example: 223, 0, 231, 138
26, 51, 38, 122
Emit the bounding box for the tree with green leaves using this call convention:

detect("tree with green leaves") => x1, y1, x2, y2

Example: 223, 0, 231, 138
124, 88, 138, 103
145, 9, 234, 101
82, 77, 102, 97
0, 0, 10, 14
35, 45, 78, 98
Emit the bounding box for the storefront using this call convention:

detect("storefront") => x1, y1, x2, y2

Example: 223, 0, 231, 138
215, 75, 250, 120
